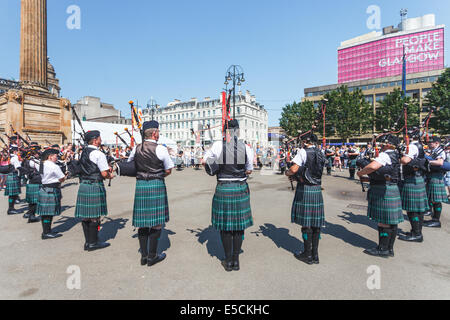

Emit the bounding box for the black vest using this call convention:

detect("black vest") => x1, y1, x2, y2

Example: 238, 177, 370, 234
25, 158, 42, 184
80, 147, 103, 182
135, 141, 166, 180
403, 141, 425, 177
299, 147, 325, 186
217, 138, 247, 181
369, 151, 400, 185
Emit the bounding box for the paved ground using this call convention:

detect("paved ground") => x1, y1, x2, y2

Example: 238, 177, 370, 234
0, 167, 449, 300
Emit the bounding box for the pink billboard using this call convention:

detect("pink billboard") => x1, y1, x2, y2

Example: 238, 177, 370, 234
338, 28, 444, 83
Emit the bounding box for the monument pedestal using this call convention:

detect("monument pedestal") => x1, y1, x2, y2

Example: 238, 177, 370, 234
0, 89, 71, 145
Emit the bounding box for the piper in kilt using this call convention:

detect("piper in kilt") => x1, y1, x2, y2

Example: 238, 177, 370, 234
286, 133, 326, 265
358, 134, 404, 258
128, 121, 174, 267
5, 147, 22, 215
398, 130, 429, 242
348, 147, 359, 180
36, 149, 67, 240
75, 131, 114, 252
423, 136, 448, 228
23, 144, 42, 223
203, 119, 254, 272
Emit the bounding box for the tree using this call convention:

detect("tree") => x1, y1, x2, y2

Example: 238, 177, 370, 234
323, 86, 373, 141
427, 68, 450, 135
375, 88, 420, 132
279, 100, 316, 137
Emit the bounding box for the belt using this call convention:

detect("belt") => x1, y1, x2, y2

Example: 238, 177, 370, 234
217, 180, 247, 184
137, 177, 164, 181
80, 179, 103, 184
43, 183, 61, 188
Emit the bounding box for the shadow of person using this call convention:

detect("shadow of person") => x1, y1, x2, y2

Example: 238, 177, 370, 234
187, 226, 224, 261
338, 211, 377, 230
253, 223, 303, 254
158, 229, 176, 254
52, 216, 81, 234
322, 221, 377, 249
99, 217, 128, 242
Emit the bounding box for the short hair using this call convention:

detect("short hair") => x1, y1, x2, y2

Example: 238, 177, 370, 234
144, 128, 158, 139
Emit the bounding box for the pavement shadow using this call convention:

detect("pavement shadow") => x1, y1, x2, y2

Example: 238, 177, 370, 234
322, 221, 377, 249
338, 211, 378, 230
252, 223, 303, 254
187, 226, 224, 261
100, 217, 128, 242
52, 216, 80, 234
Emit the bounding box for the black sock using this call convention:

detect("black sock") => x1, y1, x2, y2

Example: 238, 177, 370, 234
433, 203, 442, 222
301, 227, 313, 256
88, 220, 99, 245
138, 228, 150, 257
388, 225, 398, 251
311, 227, 321, 257
220, 231, 233, 262
409, 212, 420, 235
81, 220, 90, 244
149, 228, 162, 259
42, 216, 53, 234
8, 196, 16, 210
232, 231, 244, 258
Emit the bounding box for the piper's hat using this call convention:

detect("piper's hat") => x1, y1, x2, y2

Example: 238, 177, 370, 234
301, 132, 318, 143
143, 121, 159, 131
429, 136, 441, 143
41, 148, 59, 160
379, 134, 400, 146
84, 130, 101, 143
227, 119, 240, 129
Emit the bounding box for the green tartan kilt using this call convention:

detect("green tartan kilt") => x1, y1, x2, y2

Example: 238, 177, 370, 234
133, 179, 169, 228
349, 159, 357, 169
426, 173, 449, 204
291, 184, 325, 227
74, 181, 108, 219
4, 172, 21, 196
212, 182, 253, 231
26, 183, 41, 204
367, 184, 404, 225
400, 176, 430, 213
36, 187, 62, 217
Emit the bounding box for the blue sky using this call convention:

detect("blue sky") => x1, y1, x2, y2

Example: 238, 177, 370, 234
1, 0, 449, 126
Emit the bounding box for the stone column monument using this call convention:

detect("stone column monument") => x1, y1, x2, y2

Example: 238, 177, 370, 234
0, 0, 72, 145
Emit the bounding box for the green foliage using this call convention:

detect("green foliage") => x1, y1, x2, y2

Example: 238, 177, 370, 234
375, 88, 420, 132
427, 68, 450, 135
279, 100, 316, 137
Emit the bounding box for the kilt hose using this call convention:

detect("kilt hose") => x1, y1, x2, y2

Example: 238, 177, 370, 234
74, 181, 108, 219
291, 184, 325, 228
212, 181, 253, 231
400, 176, 430, 213
4, 172, 21, 196
132, 179, 169, 228
36, 187, 62, 217
426, 173, 449, 204
367, 184, 404, 225
26, 183, 41, 205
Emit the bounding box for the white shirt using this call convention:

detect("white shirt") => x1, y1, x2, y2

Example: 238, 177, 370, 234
41, 161, 65, 185
431, 147, 446, 161
374, 150, 396, 167
204, 140, 254, 178
128, 140, 174, 170
404, 143, 419, 160
86, 145, 110, 172
10, 155, 21, 169
28, 158, 40, 170
292, 148, 308, 167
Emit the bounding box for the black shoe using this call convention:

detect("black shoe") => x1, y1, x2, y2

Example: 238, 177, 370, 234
424, 211, 432, 217
232, 256, 240, 271
398, 233, 423, 242
312, 255, 320, 264
294, 252, 314, 265
28, 215, 40, 223
84, 243, 88, 251
423, 221, 441, 228
221, 260, 233, 272
87, 242, 110, 252
148, 253, 166, 267
388, 249, 394, 257
42, 232, 63, 240
7, 209, 19, 215
141, 256, 148, 266
364, 247, 390, 258
23, 213, 30, 219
